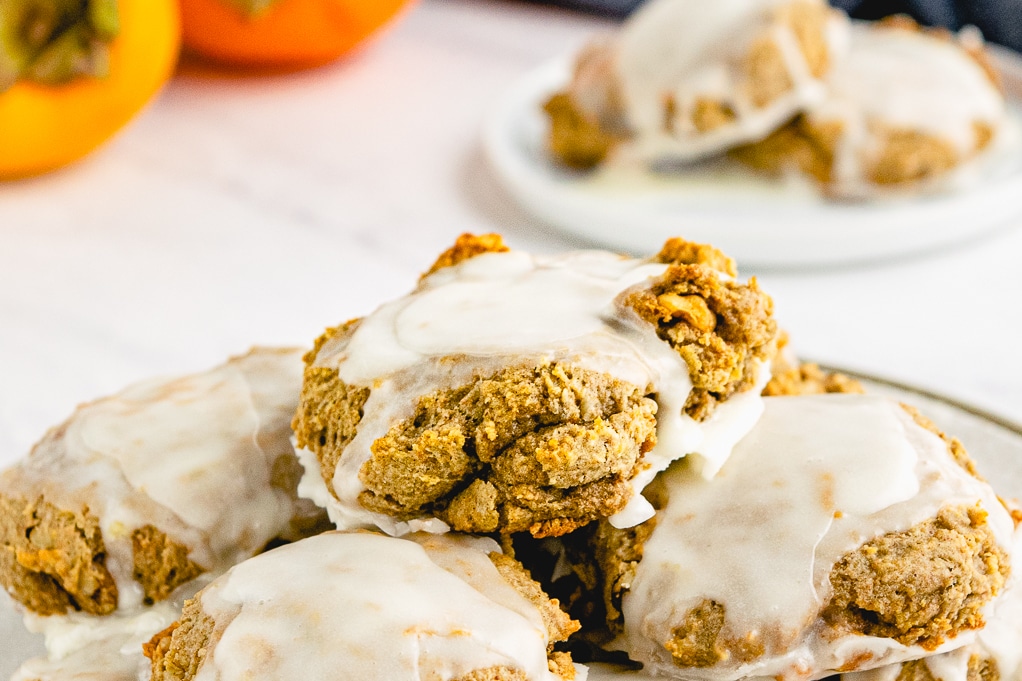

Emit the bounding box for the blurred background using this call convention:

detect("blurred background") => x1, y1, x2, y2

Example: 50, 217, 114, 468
525, 0, 1022, 51
1, 0, 1021, 467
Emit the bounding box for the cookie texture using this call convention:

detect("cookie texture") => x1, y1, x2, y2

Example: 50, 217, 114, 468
292, 321, 370, 490
295, 236, 777, 537
743, 0, 833, 107
1, 347, 323, 617
624, 249, 777, 421
542, 398, 1011, 670
733, 17, 1003, 193
824, 504, 1008, 649
544, 92, 619, 170
544, 0, 840, 169
891, 653, 1000, 681
423, 232, 510, 278
147, 537, 579, 681
356, 362, 657, 537
146, 599, 217, 681
0, 494, 118, 616
132, 525, 204, 606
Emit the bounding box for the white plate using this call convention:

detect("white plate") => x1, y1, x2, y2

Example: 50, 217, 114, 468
2, 373, 1021, 678
482, 47, 1022, 268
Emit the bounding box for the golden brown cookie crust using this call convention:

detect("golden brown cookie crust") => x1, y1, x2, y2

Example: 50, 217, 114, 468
892, 653, 1000, 681
544, 92, 620, 170
293, 320, 370, 493
423, 233, 510, 278
488, 551, 580, 645
729, 115, 839, 184
132, 525, 205, 606
0, 494, 118, 616
0, 493, 209, 617
824, 504, 1009, 649
745, 1, 835, 107
653, 237, 737, 277
566, 515, 658, 640
356, 362, 658, 537
146, 598, 219, 681
624, 261, 777, 420
763, 362, 864, 397
900, 403, 982, 479
665, 599, 764, 669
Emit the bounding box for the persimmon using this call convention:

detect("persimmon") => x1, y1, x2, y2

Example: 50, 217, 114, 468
178, 0, 412, 68
0, 0, 180, 179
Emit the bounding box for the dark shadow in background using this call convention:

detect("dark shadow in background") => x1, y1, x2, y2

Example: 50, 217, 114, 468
515, 0, 1022, 52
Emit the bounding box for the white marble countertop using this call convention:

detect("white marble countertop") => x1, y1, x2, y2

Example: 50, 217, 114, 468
1, 0, 1021, 469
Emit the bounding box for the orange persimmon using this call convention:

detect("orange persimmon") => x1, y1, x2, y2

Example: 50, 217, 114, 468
0, 0, 180, 179
178, 0, 413, 68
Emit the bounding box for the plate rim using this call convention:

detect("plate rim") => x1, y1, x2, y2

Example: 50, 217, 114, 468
818, 363, 1022, 437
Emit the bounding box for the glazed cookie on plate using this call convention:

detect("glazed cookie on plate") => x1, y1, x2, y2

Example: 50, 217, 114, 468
146, 531, 580, 681
0, 348, 325, 619
731, 18, 1006, 196
558, 394, 1014, 679
293, 234, 778, 538
838, 523, 1022, 681
545, 0, 850, 168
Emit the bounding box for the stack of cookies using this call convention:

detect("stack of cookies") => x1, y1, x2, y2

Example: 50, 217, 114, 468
1, 234, 1017, 681
545, 0, 1007, 198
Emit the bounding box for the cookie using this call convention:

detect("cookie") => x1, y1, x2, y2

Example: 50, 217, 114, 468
147, 531, 580, 681
546, 0, 850, 168
293, 235, 778, 537
0, 348, 325, 617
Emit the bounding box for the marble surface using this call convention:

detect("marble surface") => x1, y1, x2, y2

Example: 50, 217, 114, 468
1, 0, 1021, 471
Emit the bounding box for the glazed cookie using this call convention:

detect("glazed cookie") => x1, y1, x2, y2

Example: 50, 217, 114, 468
293, 234, 778, 538
839, 527, 1022, 681
0, 348, 326, 619
146, 531, 580, 681
732, 19, 1005, 196
570, 394, 1013, 679
545, 0, 850, 168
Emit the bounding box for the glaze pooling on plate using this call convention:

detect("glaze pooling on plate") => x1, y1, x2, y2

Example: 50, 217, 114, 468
12, 601, 188, 681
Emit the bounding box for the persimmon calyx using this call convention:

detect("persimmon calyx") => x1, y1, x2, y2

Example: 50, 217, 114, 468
0, 0, 120, 92
221, 0, 281, 19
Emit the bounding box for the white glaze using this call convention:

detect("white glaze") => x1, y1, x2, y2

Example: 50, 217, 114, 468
12, 597, 191, 681
299, 249, 770, 534
977, 535, 1022, 681
620, 394, 1014, 680
0, 348, 320, 613
190, 532, 569, 681
606, 0, 846, 162
809, 23, 1005, 196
